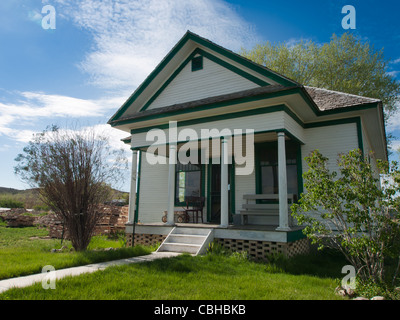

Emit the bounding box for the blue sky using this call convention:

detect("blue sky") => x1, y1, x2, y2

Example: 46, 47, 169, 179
1, 0, 400, 192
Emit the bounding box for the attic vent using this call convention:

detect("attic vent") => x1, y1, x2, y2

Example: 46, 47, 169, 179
191, 56, 203, 71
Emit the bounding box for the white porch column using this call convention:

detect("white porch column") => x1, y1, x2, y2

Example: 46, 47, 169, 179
276, 132, 291, 231
128, 150, 138, 224
167, 143, 177, 225
220, 137, 229, 228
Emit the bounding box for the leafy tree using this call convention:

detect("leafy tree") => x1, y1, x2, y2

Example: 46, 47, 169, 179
14, 125, 128, 251
291, 149, 400, 287
240, 33, 400, 118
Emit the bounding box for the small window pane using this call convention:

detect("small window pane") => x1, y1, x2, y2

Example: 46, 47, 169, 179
191, 56, 203, 71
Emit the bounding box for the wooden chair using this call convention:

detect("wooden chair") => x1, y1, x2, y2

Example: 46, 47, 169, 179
184, 196, 205, 223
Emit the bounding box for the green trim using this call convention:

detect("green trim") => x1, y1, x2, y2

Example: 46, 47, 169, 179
109, 33, 190, 122
174, 161, 205, 206
200, 50, 269, 87
286, 229, 306, 242
113, 85, 380, 128
356, 118, 364, 156
207, 162, 212, 222
108, 30, 291, 122
303, 116, 364, 155
140, 49, 200, 112
191, 56, 203, 71
230, 157, 236, 218
130, 104, 288, 134
296, 144, 303, 198
254, 140, 302, 201
129, 110, 364, 161
113, 87, 299, 127
206, 162, 235, 222
186, 32, 297, 87
134, 150, 142, 223
139, 48, 270, 112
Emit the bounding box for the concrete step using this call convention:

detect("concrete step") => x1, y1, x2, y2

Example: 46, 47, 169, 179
160, 243, 201, 254
167, 234, 207, 245
171, 227, 211, 236
157, 227, 214, 255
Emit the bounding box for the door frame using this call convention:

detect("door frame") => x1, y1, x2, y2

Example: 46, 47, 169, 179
206, 160, 235, 223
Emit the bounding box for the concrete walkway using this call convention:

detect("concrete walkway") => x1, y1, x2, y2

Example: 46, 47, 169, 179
0, 251, 181, 294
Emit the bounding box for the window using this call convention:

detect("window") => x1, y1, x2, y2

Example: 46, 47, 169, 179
191, 56, 203, 71
257, 141, 299, 197
175, 162, 203, 205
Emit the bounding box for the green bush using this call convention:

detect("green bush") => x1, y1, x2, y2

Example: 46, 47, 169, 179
0, 197, 24, 208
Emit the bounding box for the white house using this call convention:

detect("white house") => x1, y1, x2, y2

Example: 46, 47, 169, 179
108, 31, 387, 259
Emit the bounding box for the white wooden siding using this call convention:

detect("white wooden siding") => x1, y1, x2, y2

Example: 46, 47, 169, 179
138, 151, 169, 223
283, 112, 305, 143
147, 56, 259, 110
131, 111, 286, 149
301, 123, 359, 178
235, 149, 256, 214
138, 150, 209, 223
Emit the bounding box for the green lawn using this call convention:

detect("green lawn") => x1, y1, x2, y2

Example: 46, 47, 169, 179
0, 221, 346, 300
0, 221, 153, 280
0, 252, 345, 300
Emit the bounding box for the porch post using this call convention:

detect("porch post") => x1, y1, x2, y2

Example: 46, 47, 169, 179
276, 132, 291, 231
128, 149, 138, 224
167, 143, 177, 225
220, 137, 229, 228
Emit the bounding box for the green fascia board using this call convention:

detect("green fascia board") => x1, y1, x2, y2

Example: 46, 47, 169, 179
129, 107, 365, 162
111, 85, 380, 129
113, 86, 300, 128
108, 30, 297, 123
139, 48, 270, 112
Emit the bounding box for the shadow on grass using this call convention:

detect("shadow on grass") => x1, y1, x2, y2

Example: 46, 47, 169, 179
129, 247, 348, 281
266, 248, 348, 279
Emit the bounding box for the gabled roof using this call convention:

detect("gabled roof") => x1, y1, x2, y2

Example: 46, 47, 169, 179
107, 30, 300, 124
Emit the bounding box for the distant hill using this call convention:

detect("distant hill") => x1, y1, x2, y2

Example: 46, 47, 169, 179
0, 187, 26, 195
0, 186, 129, 209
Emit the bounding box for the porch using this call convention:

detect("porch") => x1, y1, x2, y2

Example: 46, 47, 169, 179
127, 129, 303, 230
125, 222, 308, 260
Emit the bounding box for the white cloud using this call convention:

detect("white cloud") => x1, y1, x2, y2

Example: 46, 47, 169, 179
1, 1, 257, 145
392, 140, 400, 151
0, 91, 125, 143
54, 0, 258, 90
386, 103, 400, 131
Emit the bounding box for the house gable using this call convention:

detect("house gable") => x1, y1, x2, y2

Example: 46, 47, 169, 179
144, 48, 268, 111
108, 31, 299, 124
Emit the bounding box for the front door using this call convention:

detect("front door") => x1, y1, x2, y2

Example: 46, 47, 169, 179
208, 163, 233, 223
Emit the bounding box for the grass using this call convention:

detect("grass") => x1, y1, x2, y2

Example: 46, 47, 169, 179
0, 252, 345, 300
0, 221, 153, 280
0, 222, 347, 300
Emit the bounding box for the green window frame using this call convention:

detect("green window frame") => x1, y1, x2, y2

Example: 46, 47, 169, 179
191, 56, 203, 71
175, 162, 204, 206
255, 141, 301, 201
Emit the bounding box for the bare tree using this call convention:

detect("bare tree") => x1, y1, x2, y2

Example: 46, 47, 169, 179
15, 125, 128, 251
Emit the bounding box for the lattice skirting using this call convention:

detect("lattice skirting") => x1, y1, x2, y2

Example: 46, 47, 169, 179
126, 233, 166, 247
126, 232, 309, 260
215, 237, 310, 260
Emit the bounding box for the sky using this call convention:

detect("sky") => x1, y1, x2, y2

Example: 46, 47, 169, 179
1, 0, 400, 192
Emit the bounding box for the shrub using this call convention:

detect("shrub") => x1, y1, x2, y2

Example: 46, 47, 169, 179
0, 197, 24, 208
291, 149, 400, 287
